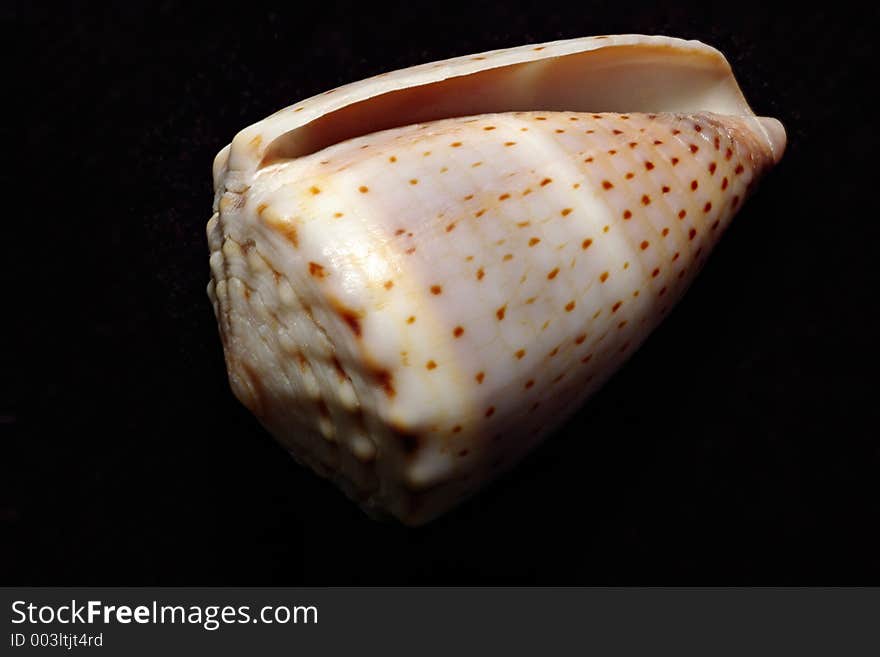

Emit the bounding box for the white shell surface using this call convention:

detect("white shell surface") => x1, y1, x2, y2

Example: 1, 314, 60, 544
208, 36, 785, 524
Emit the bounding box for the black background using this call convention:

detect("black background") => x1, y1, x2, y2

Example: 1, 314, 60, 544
5, 1, 879, 584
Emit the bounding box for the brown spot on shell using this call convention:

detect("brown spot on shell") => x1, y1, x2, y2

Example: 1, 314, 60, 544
308, 262, 327, 279
329, 298, 363, 337
430, 285, 443, 295
331, 356, 347, 382
239, 361, 266, 417
475, 372, 485, 384
370, 367, 395, 398
261, 212, 299, 247
496, 305, 507, 320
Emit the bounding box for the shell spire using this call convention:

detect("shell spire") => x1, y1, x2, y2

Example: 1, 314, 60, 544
207, 36, 785, 524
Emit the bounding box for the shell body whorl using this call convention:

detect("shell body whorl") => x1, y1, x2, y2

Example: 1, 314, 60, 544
208, 36, 785, 524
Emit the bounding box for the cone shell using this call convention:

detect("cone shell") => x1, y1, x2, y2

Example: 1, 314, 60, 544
207, 35, 785, 525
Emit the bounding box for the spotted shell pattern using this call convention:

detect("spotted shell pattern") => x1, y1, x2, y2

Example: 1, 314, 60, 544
207, 35, 785, 525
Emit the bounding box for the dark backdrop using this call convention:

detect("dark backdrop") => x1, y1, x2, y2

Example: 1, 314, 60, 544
5, 1, 879, 584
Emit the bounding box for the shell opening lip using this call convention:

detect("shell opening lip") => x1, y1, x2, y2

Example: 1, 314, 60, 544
250, 36, 774, 169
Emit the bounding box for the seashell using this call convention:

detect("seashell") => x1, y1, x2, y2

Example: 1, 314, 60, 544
207, 35, 785, 525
